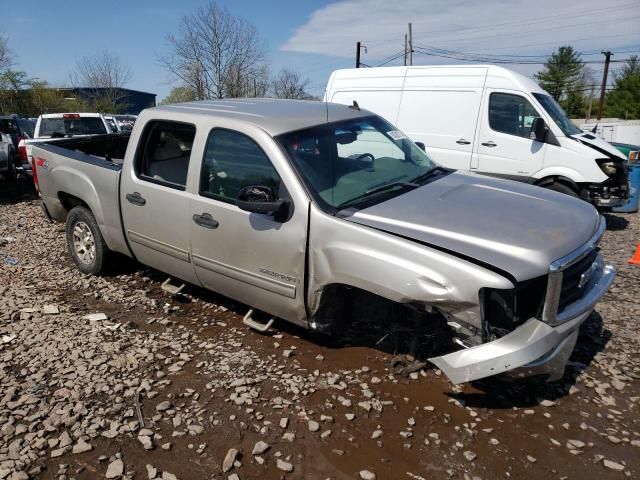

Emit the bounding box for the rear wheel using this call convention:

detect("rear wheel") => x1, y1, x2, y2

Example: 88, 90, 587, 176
545, 182, 578, 197
65, 206, 109, 274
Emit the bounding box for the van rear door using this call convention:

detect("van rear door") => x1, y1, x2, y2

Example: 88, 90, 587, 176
395, 67, 486, 170
475, 90, 546, 179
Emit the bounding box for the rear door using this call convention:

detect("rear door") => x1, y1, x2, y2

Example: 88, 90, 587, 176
120, 119, 200, 285
475, 90, 546, 178
189, 126, 308, 325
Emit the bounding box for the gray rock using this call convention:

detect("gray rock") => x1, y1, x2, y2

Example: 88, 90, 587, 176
106, 459, 124, 479
252, 441, 270, 455
603, 459, 624, 471
72, 439, 93, 454
463, 451, 477, 462
277, 459, 294, 472
359, 470, 376, 480
308, 420, 320, 432
222, 448, 239, 472
156, 401, 171, 412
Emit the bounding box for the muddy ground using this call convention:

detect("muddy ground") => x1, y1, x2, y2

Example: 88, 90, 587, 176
1, 178, 638, 480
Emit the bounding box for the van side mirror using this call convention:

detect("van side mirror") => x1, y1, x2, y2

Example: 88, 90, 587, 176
237, 185, 290, 221
415, 141, 426, 151
531, 117, 547, 142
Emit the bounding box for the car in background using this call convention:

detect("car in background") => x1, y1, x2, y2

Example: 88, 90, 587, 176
0, 117, 35, 179
18, 113, 113, 176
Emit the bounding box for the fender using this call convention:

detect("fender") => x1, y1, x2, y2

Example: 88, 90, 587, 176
307, 205, 514, 331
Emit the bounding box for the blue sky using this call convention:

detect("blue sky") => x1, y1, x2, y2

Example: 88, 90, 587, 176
3, 0, 640, 102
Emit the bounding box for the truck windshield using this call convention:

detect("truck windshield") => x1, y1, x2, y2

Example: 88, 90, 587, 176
277, 115, 439, 210
39, 117, 108, 137
533, 93, 582, 136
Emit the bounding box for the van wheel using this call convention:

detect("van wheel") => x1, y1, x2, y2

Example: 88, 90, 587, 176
545, 182, 578, 197
66, 206, 109, 275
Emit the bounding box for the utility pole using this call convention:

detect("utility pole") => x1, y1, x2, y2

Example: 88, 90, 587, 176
408, 23, 413, 66
356, 41, 361, 68
404, 34, 408, 66
597, 50, 612, 120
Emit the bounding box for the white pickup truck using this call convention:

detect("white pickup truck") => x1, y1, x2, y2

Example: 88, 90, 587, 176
30, 99, 615, 384
18, 113, 113, 175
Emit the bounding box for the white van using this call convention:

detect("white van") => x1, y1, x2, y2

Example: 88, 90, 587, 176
324, 65, 629, 208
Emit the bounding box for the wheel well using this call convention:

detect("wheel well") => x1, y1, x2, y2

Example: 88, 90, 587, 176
310, 283, 434, 332
534, 176, 578, 193
58, 192, 90, 214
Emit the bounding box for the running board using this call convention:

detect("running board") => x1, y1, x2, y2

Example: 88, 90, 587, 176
243, 308, 275, 333
161, 278, 185, 295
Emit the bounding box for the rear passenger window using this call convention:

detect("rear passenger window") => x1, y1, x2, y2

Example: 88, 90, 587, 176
136, 121, 196, 189
200, 129, 281, 203
489, 93, 539, 139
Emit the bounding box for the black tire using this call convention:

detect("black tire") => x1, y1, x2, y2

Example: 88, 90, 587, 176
4, 149, 17, 182
545, 182, 578, 197
65, 206, 109, 275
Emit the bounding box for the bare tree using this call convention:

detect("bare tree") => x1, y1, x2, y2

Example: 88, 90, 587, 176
272, 69, 311, 100
70, 51, 132, 111
159, 2, 266, 100
0, 34, 13, 73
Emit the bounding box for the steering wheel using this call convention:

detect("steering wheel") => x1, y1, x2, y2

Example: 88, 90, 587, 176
355, 153, 375, 171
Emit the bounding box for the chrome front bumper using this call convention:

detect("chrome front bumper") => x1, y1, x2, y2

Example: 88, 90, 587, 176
430, 261, 616, 385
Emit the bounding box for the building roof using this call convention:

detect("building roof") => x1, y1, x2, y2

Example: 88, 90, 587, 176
54, 87, 157, 97
152, 98, 371, 136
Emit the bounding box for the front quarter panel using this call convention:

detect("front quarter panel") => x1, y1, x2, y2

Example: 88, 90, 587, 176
308, 205, 514, 330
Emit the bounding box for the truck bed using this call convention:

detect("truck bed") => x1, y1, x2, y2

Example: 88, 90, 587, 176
32, 133, 132, 257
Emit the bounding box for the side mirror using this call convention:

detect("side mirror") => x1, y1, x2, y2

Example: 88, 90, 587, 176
415, 141, 426, 152
531, 117, 547, 142
236, 185, 289, 220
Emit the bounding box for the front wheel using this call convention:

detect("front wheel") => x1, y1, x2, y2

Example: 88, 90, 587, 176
65, 206, 109, 274
545, 182, 578, 197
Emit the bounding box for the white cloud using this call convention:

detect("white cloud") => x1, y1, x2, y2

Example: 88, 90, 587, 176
281, 0, 640, 66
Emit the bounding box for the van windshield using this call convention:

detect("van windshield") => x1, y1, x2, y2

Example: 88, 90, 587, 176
533, 93, 582, 136
277, 115, 441, 211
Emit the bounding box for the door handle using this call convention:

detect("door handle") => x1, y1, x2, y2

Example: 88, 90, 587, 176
456, 138, 471, 145
193, 213, 219, 229
481, 141, 497, 147
126, 192, 146, 206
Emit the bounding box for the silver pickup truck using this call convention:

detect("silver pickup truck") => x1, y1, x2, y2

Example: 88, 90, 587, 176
31, 99, 616, 384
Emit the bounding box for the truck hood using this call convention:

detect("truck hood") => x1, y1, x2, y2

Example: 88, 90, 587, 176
347, 172, 600, 281
572, 132, 627, 161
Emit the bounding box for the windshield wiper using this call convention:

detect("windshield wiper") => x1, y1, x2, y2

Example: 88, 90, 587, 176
337, 181, 419, 209
411, 166, 449, 184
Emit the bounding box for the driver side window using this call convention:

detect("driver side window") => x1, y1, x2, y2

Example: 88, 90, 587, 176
489, 93, 538, 139
200, 129, 281, 204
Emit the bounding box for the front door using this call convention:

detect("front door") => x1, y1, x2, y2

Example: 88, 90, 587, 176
189, 127, 308, 325
120, 120, 199, 285
475, 91, 546, 180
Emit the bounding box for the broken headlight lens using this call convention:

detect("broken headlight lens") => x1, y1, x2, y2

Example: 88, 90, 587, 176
481, 275, 548, 340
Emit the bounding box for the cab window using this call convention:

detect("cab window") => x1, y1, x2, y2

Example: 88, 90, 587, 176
136, 121, 196, 189
489, 93, 539, 139
200, 129, 281, 204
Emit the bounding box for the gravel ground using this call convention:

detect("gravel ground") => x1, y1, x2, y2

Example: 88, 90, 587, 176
1, 179, 639, 480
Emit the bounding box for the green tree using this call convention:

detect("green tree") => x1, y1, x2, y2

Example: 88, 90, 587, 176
161, 86, 197, 105
604, 55, 640, 119
535, 46, 588, 116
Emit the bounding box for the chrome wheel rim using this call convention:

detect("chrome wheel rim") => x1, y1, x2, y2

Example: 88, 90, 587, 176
72, 222, 96, 264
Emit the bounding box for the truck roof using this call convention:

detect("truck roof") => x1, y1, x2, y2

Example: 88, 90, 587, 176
152, 98, 370, 136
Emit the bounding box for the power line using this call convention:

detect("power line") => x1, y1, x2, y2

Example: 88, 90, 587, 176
360, 2, 639, 50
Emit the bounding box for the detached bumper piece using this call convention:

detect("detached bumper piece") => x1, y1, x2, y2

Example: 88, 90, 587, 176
431, 217, 615, 384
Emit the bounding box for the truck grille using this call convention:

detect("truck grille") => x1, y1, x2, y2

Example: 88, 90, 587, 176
557, 249, 599, 310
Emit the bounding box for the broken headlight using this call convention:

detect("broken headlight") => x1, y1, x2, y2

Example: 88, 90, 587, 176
480, 275, 548, 340
596, 158, 623, 177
